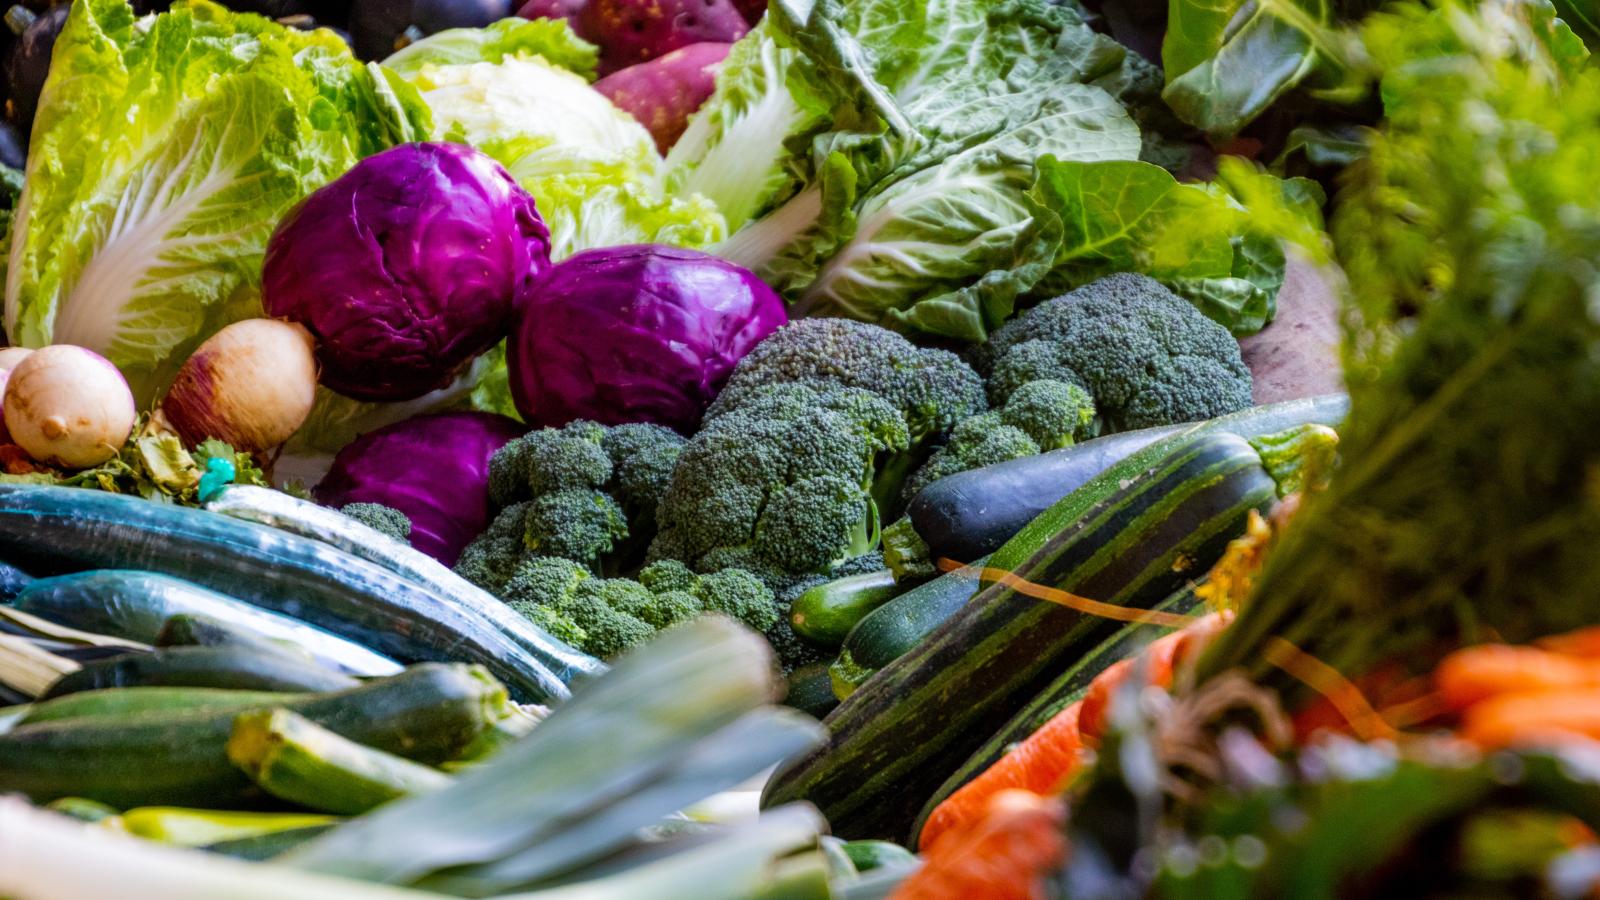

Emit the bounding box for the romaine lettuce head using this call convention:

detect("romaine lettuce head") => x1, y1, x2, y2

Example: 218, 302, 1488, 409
2, 0, 430, 403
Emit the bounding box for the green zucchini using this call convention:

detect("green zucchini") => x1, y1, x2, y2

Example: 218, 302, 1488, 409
828, 561, 988, 700
120, 807, 338, 847
908, 584, 1205, 846
784, 662, 841, 719
791, 571, 902, 647
0, 486, 601, 702
819, 836, 860, 881
763, 431, 1284, 841
227, 707, 453, 815
842, 840, 916, 873
11, 570, 398, 677
20, 687, 302, 726
40, 646, 358, 700
0, 663, 507, 808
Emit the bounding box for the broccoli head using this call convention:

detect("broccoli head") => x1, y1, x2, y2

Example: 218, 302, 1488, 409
339, 503, 412, 543
652, 383, 905, 576
637, 559, 698, 595
692, 568, 778, 633
494, 555, 780, 658
474, 420, 688, 578
705, 318, 987, 441
979, 273, 1252, 431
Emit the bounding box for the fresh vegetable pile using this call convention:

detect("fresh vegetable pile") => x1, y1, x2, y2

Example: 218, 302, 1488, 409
0, 0, 1594, 897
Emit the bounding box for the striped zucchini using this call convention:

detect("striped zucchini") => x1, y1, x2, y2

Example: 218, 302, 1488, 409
11, 571, 399, 677
762, 431, 1282, 841
0, 486, 601, 702
908, 584, 1205, 845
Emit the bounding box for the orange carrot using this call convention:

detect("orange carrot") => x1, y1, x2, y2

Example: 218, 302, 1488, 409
1435, 645, 1600, 711
918, 703, 1086, 853
1079, 613, 1230, 746
1537, 627, 1600, 659
894, 790, 1067, 900
1459, 689, 1600, 749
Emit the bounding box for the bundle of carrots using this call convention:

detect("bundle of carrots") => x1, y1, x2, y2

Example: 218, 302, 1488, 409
891, 790, 1067, 900
916, 612, 1231, 853
1437, 628, 1600, 750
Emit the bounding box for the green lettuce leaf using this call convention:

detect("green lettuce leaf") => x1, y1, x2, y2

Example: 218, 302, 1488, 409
707, 0, 1146, 341
662, 17, 829, 232
2, 0, 429, 403
1029, 157, 1325, 334
382, 16, 598, 79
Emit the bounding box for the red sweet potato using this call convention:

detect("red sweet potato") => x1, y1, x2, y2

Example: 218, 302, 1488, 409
580, 0, 747, 74
595, 41, 730, 153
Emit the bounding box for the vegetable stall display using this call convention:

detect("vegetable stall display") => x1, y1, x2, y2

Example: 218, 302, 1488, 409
0, 0, 1594, 898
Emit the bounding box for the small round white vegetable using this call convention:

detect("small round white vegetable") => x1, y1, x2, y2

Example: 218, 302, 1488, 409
0, 347, 34, 373
3, 345, 136, 468
160, 318, 318, 454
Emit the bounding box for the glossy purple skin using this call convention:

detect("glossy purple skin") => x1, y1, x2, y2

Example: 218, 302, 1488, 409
509, 245, 786, 432
516, 0, 586, 24
263, 143, 552, 403
315, 411, 526, 565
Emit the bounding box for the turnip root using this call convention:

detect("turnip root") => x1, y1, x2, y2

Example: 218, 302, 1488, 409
595, 42, 731, 153
161, 319, 318, 454
580, 0, 747, 74
3, 345, 136, 468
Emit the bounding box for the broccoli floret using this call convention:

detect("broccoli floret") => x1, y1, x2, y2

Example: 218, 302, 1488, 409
638, 559, 697, 595
602, 423, 687, 516
901, 414, 1039, 505
692, 568, 778, 633
639, 590, 702, 629
705, 318, 987, 441
999, 379, 1098, 450
520, 424, 613, 496
521, 490, 630, 566
523, 604, 588, 647
499, 556, 592, 646
480, 420, 680, 574
339, 503, 412, 543
652, 383, 902, 576
550, 582, 655, 659
453, 535, 522, 592
501, 555, 590, 608
979, 273, 1252, 431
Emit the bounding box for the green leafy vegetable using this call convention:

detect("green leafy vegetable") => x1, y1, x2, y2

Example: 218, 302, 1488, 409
381, 16, 598, 79
2, 0, 430, 404
1, 417, 269, 506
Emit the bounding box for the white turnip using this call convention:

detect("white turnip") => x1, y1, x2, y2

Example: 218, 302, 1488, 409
160, 319, 318, 454
3, 345, 136, 468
